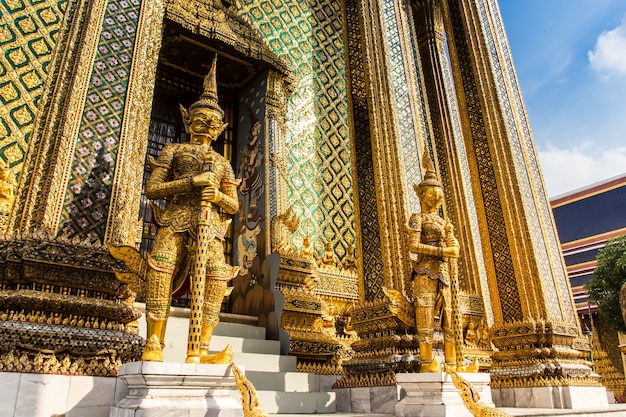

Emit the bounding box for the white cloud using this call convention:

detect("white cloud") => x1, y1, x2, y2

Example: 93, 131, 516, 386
588, 18, 626, 78
538, 143, 626, 197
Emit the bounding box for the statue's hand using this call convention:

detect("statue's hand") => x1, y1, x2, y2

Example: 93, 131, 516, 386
201, 186, 220, 203
443, 246, 459, 259
446, 236, 459, 249
193, 171, 217, 187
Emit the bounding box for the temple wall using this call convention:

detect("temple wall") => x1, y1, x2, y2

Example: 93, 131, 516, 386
237, 1, 357, 266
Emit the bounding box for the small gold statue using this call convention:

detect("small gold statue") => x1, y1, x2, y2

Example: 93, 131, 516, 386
110, 56, 239, 363
407, 148, 460, 372
342, 243, 357, 270
465, 320, 479, 347
320, 241, 338, 267
300, 235, 315, 259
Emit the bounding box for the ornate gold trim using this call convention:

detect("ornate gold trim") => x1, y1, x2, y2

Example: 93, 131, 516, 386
105, 0, 166, 246
357, 0, 413, 294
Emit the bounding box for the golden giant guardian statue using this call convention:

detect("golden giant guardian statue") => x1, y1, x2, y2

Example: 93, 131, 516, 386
112, 57, 240, 363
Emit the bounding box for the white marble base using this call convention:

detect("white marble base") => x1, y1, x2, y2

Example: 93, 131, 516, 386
395, 372, 494, 417
492, 385, 609, 409
0, 371, 118, 417
333, 385, 400, 414
110, 362, 243, 417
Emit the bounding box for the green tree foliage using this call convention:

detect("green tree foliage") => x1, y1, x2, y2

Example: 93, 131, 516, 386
585, 235, 626, 334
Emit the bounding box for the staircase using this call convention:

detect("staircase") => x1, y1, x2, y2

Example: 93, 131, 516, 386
209, 320, 337, 414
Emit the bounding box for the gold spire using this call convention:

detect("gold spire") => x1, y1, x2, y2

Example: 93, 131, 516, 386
188, 54, 224, 119
416, 146, 441, 190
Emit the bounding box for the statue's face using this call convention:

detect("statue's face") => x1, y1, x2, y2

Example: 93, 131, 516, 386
420, 186, 443, 212
189, 109, 225, 145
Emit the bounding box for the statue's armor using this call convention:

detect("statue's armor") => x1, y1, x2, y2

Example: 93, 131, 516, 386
147, 142, 238, 238
408, 211, 453, 342
144, 142, 239, 321
410, 212, 449, 286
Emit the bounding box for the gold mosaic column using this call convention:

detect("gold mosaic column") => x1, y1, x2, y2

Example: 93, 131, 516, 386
352, 0, 414, 297
438, 0, 594, 388
409, 0, 492, 312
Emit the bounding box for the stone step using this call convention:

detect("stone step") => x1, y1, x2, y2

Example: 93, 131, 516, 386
213, 321, 267, 339
244, 370, 319, 392
209, 334, 281, 355
232, 390, 336, 414
230, 351, 298, 373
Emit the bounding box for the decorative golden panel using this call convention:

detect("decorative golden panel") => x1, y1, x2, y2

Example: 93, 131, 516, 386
480, 0, 575, 323
343, 0, 384, 301
446, 0, 522, 323
381, 0, 423, 214
315, 268, 359, 300
0, 0, 68, 182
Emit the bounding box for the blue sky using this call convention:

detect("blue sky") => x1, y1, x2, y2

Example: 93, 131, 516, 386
499, 1, 626, 197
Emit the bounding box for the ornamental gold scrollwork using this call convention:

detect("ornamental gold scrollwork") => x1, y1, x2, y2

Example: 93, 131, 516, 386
232, 362, 268, 417
444, 364, 511, 417
0, 236, 143, 376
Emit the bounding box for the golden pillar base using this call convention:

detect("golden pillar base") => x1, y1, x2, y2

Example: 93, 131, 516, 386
277, 254, 351, 373
0, 237, 143, 376
489, 321, 599, 389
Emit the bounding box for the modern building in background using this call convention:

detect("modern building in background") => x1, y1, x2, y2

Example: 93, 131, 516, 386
551, 174, 626, 313
551, 173, 626, 400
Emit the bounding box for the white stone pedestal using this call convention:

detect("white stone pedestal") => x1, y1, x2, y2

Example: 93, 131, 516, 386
0, 371, 118, 417
492, 385, 609, 409
110, 362, 243, 417
395, 372, 494, 417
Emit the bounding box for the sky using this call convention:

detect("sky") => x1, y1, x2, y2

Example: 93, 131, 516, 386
498, 0, 626, 197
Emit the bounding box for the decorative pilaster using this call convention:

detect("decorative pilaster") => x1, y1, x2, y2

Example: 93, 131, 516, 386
410, 0, 491, 312
9, 0, 109, 238
105, 0, 166, 246
343, 0, 385, 301
355, 0, 412, 296
441, 0, 596, 390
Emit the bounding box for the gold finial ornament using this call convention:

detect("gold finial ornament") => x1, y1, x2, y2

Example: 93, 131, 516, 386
110, 56, 240, 363
408, 146, 461, 372
415, 147, 442, 190
187, 54, 224, 119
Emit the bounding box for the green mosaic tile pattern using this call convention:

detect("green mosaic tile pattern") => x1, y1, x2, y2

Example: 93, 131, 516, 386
238, 0, 355, 260
59, 0, 140, 242
0, 0, 68, 170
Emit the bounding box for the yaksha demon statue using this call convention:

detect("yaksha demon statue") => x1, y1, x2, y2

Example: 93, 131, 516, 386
111, 56, 240, 363
407, 149, 461, 372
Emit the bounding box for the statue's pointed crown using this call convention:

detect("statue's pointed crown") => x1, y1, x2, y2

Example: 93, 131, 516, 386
189, 55, 224, 119
417, 146, 441, 189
